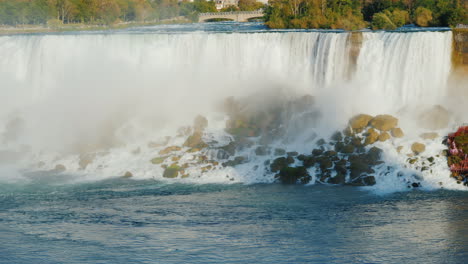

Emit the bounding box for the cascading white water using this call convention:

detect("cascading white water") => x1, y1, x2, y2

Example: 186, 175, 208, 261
0, 28, 463, 191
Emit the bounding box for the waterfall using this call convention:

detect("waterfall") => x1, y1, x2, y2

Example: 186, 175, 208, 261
0, 29, 459, 189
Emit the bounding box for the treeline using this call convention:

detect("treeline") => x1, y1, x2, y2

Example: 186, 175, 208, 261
265, 0, 468, 30
0, 0, 221, 25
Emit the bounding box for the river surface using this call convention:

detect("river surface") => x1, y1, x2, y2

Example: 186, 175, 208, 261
0, 22, 467, 263
1, 180, 467, 264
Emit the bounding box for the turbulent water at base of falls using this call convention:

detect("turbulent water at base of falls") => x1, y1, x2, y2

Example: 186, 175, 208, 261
0, 27, 466, 193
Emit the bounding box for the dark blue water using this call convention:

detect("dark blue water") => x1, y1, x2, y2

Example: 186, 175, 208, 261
0, 180, 466, 264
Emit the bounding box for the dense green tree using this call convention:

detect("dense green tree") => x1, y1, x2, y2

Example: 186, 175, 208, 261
238, 0, 264, 11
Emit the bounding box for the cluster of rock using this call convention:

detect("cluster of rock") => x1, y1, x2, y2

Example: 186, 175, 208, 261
267, 115, 394, 186
42, 95, 457, 189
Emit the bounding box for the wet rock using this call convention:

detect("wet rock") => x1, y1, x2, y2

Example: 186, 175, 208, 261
370, 115, 398, 131
53, 164, 66, 173
334, 142, 345, 152
163, 164, 181, 178
270, 156, 294, 172
122, 171, 133, 178
349, 114, 373, 131
418, 105, 450, 130
411, 142, 426, 155
323, 150, 337, 157
391, 127, 404, 138
367, 147, 383, 163
427, 156, 435, 163
318, 157, 333, 171
331, 131, 343, 141
420, 132, 439, 140
276, 166, 311, 184
316, 139, 326, 146
220, 141, 236, 156
151, 156, 167, 165
255, 146, 270, 156
349, 175, 376, 186
396, 146, 404, 153
312, 149, 324, 156
334, 159, 348, 174
193, 115, 208, 132
378, 132, 391, 142
328, 172, 346, 184
287, 151, 299, 157
274, 148, 286, 156
341, 144, 355, 154
183, 132, 208, 149
351, 136, 363, 147
223, 156, 247, 167
364, 128, 379, 145
362, 175, 376, 186
78, 153, 95, 169
302, 156, 317, 168
159, 146, 182, 155
407, 157, 418, 164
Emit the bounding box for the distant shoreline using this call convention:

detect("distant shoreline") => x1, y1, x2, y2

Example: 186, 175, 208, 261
1, 21, 464, 36
0, 18, 191, 36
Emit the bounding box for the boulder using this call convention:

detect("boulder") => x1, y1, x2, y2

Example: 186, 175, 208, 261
316, 139, 326, 145
312, 148, 324, 156
122, 171, 133, 178
163, 164, 181, 178
78, 153, 95, 169
159, 146, 182, 155
270, 156, 294, 172
378, 132, 391, 142
420, 132, 439, 140
276, 166, 311, 184
411, 142, 426, 155
418, 105, 450, 130
151, 156, 167, 165
53, 164, 66, 173
364, 128, 379, 145
302, 156, 317, 168
318, 157, 333, 171
349, 114, 373, 130
328, 172, 346, 184
370, 115, 398, 131
223, 156, 247, 167
255, 146, 270, 156
341, 144, 355, 153
331, 131, 343, 141
193, 115, 208, 132
391, 128, 404, 138
396, 146, 404, 153
183, 132, 208, 149
334, 142, 345, 152
367, 147, 383, 163
220, 141, 236, 156
362, 175, 376, 186
274, 148, 286, 156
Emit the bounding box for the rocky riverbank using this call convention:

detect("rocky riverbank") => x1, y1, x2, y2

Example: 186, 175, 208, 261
37, 95, 457, 188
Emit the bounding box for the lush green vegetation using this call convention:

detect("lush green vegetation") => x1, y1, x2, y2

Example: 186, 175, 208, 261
0, 0, 221, 26
265, 0, 468, 30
